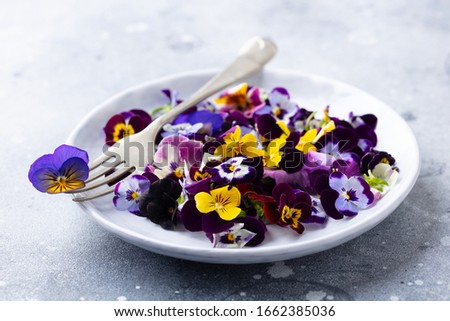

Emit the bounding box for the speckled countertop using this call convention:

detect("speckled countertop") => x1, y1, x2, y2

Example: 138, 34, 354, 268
1, 0, 450, 301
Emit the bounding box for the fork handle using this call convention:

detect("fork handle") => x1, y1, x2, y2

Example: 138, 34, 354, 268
148, 36, 277, 130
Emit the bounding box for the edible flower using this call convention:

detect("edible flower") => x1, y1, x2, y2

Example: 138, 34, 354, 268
270, 183, 312, 234
194, 185, 242, 221
138, 178, 182, 230
206, 156, 257, 185
103, 109, 152, 146
360, 149, 396, 174
113, 175, 150, 215
212, 223, 256, 248
214, 126, 264, 158
214, 83, 264, 117
28, 144, 89, 194
324, 171, 374, 217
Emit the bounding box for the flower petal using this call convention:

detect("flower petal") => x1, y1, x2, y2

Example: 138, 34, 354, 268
194, 192, 216, 214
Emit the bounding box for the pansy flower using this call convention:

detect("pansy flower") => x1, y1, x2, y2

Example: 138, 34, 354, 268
212, 223, 256, 248
113, 175, 151, 215
153, 134, 204, 179
103, 109, 152, 146
161, 122, 204, 138
28, 144, 89, 194
321, 171, 374, 218
194, 185, 242, 221
214, 126, 264, 159
138, 178, 182, 230
254, 87, 299, 124
214, 83, 264, 118
269, 183, 312, 234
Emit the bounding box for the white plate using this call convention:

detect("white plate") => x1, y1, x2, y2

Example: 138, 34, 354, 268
67, 69, 420, 264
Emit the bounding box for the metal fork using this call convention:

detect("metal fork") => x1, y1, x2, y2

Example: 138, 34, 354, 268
67, 36, 277, 202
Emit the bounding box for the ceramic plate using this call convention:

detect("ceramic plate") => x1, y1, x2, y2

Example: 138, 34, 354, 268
66, 69, 420, 264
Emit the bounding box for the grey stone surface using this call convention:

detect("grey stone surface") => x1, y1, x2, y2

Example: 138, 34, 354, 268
1, 0, 449, 300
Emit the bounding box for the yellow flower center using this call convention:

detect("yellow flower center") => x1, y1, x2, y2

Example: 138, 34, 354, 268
113, 123, 135, 142
229, 165, 236, 172
174, 167, 184, 179
274, 107, 282, 117
380, 157, 390, 164
193, 171, 210, 181
227, 233, 236, 242
281, 205, 302, 224
46, 176, 85, 193
130, 191, 139, 200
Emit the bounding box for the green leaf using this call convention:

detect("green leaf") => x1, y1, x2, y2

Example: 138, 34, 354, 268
364, 174, 388, 192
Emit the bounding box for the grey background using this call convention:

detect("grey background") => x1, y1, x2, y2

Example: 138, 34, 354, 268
1, 0, 449, 300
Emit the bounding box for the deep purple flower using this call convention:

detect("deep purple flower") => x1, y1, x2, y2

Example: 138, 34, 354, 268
360, 149, 396, 174
113, 175, 151, 215
28, 144, 89, 194
103, 109, 152, 146
271, 183, 312, 234
138, 178, 182, 230
326, 171, 374, 216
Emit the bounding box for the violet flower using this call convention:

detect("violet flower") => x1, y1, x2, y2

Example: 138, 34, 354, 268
28, 144, 89, 194
113, 175, 151, 215
103, 109, 152, 146
322, 171, 374, 217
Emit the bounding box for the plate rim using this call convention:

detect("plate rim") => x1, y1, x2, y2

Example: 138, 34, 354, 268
66, 68, 420, 263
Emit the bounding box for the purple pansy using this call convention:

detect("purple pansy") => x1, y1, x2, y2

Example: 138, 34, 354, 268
270, 183, 312, 234
113, 175, 151, 215
161, 122, 204, 138
360, 149, 396, 174
28, 144, 89, 194
325, 171, 374, 217
303, 197, 327, 224
205, 156, 257, 185
153, 135, 204, 179
103, 109, 152, 146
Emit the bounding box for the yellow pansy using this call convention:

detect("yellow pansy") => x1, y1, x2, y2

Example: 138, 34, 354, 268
194, 186, 242, 221
214, 126, 265, 158
214, 83, 248, 108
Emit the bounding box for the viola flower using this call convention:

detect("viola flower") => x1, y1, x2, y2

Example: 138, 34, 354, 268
206, 156, 257, 185
194, 185, 242, 221
113, 175, 151, 215
153, 135, 204, 179
214, 83, 264, 118
255, 87, 299, 123
138, 178, 182, 230
28, 144, 89, 194
327, 171, 374, 216
103, 109, 152, 146
270, 183, 312, 234
212, 223, 256, 248
214, 126, 264, 159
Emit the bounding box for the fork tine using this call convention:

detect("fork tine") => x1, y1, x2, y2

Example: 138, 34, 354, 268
85, 166, 115, 184
88, 152, 114, 170
66, 166, 135, 194
72, 185, 117, 202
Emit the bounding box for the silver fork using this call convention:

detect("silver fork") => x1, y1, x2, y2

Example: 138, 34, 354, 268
67, 36, 277, 202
